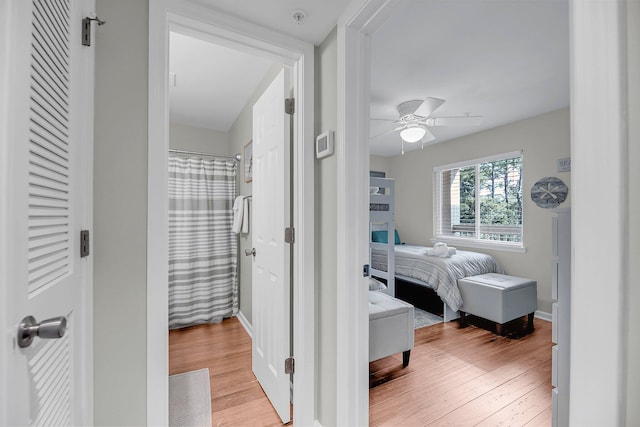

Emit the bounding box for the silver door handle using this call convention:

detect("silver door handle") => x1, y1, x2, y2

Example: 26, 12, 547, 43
245, 248, 256, 257
17, 315, 67, 348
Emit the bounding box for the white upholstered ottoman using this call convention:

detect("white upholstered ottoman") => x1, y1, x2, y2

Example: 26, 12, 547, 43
368, 291, 414, 367
457, 273, 537, 335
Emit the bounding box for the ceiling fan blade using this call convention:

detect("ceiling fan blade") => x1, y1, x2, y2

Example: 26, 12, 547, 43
369, 117, 398, 140
371, 117, 404, 126
396, 100, 425, 117
370, 127, 398, 140
414, 97, 446, 117
423, 127, 435, 142
428, 115, 484, 126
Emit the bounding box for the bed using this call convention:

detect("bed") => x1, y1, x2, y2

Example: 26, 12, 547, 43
371, 245, 504, 320
369, 176, 504, 321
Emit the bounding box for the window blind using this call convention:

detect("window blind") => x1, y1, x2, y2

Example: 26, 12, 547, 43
434, 151, 523, 246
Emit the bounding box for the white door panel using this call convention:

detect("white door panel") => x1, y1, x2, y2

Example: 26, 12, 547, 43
1, 0, 93, 425
252, 68, 291, 424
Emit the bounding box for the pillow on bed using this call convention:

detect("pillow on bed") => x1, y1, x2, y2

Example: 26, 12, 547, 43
368, 277, 387, 291
371, 229, 401, 244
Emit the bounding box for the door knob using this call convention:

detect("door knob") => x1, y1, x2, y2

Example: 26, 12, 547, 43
17, 315, 67, 348
245, 248, 256, 257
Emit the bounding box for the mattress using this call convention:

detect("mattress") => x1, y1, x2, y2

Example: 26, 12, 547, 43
371, 245, 504, 312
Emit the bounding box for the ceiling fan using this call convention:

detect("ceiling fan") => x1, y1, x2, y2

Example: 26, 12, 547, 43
371, 97, 483, 153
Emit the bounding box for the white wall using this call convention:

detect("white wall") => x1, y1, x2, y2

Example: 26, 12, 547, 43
626, 0, 640, 423
387, 108, 570, 314
228, 63, 283, 325
370, 155, 391, 176
169, 122, 229, 154
93, 0, 148, 424
315, 27, 338, 426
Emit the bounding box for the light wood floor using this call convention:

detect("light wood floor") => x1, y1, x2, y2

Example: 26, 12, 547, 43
369, 317, 553, 426
169, 315, 552, 427
169, 317, 283, 426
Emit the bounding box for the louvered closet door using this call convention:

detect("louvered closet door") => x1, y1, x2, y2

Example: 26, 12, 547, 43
1, 0, 93, 425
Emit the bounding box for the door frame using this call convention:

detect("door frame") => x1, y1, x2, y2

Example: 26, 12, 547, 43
147, 1, 315, 425
336, 0, 631, 424
334, 1, 399, 425
0, 0, 9, 420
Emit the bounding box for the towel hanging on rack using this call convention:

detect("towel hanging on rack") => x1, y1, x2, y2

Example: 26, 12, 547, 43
232, 196, 244, 234
232, 196, 250, 234
241, 197, 249, 234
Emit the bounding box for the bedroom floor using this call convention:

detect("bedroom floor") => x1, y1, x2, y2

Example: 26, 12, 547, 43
369, 317, 553, 426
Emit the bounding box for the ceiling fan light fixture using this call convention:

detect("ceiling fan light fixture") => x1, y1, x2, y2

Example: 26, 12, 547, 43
400, 124, 426, 143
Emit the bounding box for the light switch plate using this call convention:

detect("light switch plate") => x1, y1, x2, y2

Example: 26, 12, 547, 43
557, 157, 570, 172
316, 131, 334, 159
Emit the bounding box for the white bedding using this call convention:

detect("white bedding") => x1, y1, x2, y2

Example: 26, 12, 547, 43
371, 245, 504, 312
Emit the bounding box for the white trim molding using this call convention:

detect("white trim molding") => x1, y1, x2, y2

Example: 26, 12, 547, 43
0, 0, 10, 421
569, 0, 629, 424
430, 237, 527, 254
534, 310, 552, 323
148, 1, 315, 425
335, 1, 399, 425
147, 3, 170, 425
236, 311, 252, 339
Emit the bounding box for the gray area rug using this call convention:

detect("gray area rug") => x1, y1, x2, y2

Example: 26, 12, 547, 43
414, 307, 443, 329
169, 368, 212, 427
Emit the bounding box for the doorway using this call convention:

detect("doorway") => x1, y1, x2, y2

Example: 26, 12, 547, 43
364, 0, 569, 423
147, 1, 316, 425
336, 0, 632, 425
167, 29, 293, 421
166, 29, 279, 331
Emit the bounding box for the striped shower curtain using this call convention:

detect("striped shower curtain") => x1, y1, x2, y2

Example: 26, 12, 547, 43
168, 156, 238, 329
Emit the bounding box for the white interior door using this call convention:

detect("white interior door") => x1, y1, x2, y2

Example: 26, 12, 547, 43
1, 0, 93, 425
251, 68, 291, 423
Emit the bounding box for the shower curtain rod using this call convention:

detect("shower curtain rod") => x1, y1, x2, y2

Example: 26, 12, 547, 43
169, 148, 242, 162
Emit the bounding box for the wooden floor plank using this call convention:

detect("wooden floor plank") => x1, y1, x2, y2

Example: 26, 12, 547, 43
524, 403, 553, 427
431, 359, 551, 425
477, 382, 553, 427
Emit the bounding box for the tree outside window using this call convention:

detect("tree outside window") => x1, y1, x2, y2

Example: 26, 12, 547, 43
435, 152, 523, 245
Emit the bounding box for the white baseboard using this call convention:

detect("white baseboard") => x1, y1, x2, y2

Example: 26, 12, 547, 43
236, 310, 252, 338
313, 420, 323, 427
534, 310, 552, 322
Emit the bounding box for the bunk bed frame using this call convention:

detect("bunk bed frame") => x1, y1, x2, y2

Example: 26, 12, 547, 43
369, 177, 395, 296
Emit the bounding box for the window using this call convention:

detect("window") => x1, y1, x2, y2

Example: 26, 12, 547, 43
434, 151, 523, 248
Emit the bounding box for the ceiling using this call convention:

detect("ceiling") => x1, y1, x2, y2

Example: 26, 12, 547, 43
169, 0, 347, 132
169, 0, 570, 156
370, 0, 569, 156
191, 0, 347, 46
169, 32, 276, 132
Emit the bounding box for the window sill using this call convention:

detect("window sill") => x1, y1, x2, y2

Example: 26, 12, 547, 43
430, 236, 527, 254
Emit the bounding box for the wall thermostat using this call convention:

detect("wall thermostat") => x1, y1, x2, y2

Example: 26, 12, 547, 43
316, 131, 334, 159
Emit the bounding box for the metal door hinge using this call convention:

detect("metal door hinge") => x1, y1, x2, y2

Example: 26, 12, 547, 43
82, 16, 106, 47
80, 230, 90, 257
285, 357, 295, 374
285, 98, 295, 115
284, 227, 295, 244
